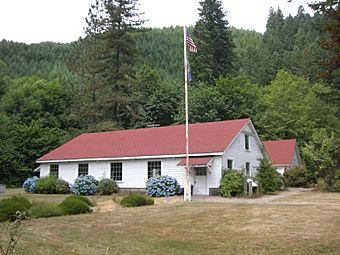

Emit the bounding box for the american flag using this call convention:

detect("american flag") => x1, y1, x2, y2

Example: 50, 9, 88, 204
186, 31, 197, 52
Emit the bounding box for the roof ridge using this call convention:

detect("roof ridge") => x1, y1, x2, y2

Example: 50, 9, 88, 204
81, 118, 250, 136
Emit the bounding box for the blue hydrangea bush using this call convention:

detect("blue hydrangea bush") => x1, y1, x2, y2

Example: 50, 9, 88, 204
71, 175, 98, 195
22, 176, 39, 192
146, 175, 180, 197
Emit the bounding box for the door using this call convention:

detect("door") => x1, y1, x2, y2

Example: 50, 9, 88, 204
193, 167, 208, 195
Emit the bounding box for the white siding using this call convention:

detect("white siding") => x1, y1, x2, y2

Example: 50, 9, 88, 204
207, 156, 222, 188
39, 156, 222, 190
40, 164, 49, 177
221, 123, 264, 177
291, 148, 300, 168
275, 166, 286, 175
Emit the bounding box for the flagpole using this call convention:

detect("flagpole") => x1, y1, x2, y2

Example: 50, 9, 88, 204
183, 26, 191, 202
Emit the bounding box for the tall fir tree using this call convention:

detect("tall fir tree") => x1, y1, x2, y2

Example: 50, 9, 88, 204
82, 0, 144, 129
191, 0, 234, 84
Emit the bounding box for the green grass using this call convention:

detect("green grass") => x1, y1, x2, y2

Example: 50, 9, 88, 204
1, 190, 339, 254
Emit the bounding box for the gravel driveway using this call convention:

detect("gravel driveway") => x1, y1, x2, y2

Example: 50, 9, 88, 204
192, 188, 313, 205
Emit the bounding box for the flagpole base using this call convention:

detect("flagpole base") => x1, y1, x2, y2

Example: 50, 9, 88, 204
184, 180, 191, 202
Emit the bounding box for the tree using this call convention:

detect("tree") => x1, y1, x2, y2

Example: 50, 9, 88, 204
82, 0, 144, 128
256, 157, 282, 193
255, 70, 338, 144
175, 82, 223, 123
175, 75, 260, 124
309, 1, 339, 118
0, 77, 77, 185
301, 129, 337, 187
309, 0, 340, 83
191, 0, 234, 84
133, 65, 181, 127
216, 75, 260, 120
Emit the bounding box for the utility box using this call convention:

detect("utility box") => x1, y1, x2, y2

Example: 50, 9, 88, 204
0, 184, 5, 193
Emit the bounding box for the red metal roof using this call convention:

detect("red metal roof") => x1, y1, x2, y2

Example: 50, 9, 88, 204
263, 139, 297, 165
177, 156, 213, 166
37, 119, 249, 161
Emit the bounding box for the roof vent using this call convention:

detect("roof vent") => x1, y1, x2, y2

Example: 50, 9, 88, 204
147, 124, 160, 128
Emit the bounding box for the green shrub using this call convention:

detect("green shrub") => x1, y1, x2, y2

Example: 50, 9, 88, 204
219, 170, 246, 197
63, 195, 94, 207
35, 175, 70, 194
0, 200, 28, 222
284, 166, 309, 188
256, 158, 282, 194
55, 178, 70, 194
10, 195, 32, 209
276, 175, 287, 191
120, 194, 147, 207
29, 203, 64, 218
58, 198, 92, 215
35, 175, 58, 194
97, 178, 119, 195
144, 196, 155, 205
334, 169, 340, 192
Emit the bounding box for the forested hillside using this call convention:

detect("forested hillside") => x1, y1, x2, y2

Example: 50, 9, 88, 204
0, 0, 338, 187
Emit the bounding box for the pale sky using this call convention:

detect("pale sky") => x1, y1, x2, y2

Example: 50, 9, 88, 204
0, 0, 314, 44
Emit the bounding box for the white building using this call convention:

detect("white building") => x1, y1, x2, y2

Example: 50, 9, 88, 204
37, 118, 265, 195
263, 139, 301, 175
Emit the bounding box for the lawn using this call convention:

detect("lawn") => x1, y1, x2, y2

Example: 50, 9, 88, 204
0, 191, 339, 255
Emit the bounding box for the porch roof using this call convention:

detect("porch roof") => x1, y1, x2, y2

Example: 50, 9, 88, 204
177, 156, 213, 166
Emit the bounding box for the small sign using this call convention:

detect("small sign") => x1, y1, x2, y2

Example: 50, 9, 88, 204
0, 184, 6, 193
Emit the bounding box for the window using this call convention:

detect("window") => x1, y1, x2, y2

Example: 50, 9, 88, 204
111, 162, 122, 181
148, 161, 161, 179
50, 164, 59, 178
78, 163, 89, 176
245, 162, 250, 176
227, 159, 233, 170
195, 167, 207, 176
245, 134, 250, 150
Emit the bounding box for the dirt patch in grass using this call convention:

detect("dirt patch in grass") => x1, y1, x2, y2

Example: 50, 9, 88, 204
153, 195, 183, 205
94, 198, 119, 212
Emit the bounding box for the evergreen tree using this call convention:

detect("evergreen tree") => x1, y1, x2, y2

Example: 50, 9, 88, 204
191, 0, 234, 84
261, 7, 287, 84
256, 157, 282, 194
309, 0, 339, 84
82, 0, 144, 128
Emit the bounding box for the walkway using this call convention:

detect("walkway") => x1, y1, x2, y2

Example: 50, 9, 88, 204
192, 188, 313, 205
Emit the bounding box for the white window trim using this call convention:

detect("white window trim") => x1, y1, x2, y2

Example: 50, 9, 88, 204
227, 158, 234, 170
245, 162, 251, 176
147, 160, 162, 179
110, 161, 123, 182
244, 133, 251, 151
50, 164, 59, 177
78, 163, 89, 176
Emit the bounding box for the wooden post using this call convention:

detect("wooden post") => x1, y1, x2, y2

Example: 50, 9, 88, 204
248, 180, 253, 197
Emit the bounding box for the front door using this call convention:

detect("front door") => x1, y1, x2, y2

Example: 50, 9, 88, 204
193, 167, 208, 195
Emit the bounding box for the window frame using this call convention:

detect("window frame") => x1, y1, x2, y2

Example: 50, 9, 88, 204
245, 162, 251, 176
50, 164, 59, 178
195, 167, 207, 176
111, 162, 123, 181
244, 134, 250, 151
227, 159, 233, 170
78, 163, 89, 177
147, 161, 162, 179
